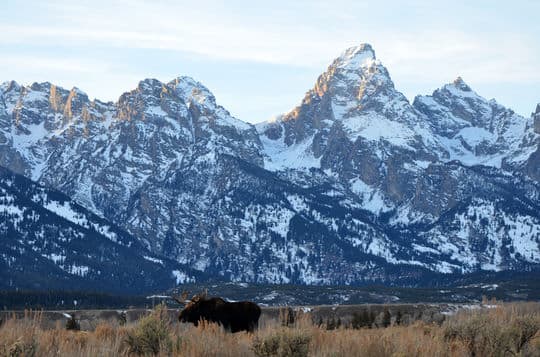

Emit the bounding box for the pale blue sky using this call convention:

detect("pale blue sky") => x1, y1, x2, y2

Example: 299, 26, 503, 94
1, 0, 538, 122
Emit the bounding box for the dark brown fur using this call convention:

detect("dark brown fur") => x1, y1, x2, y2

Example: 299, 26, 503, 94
178, 296, 261, 333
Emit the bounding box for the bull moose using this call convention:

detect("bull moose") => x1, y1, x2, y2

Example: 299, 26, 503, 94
173, 291, 261, 333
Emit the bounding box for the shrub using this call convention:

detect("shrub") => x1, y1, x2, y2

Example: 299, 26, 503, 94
124, 304, 172, 355
65, 315, 80, 331
279, 307, 295, 327
443, 312, 540, 356
351, 310, 372, 329
252, 329, 311, 357
444, 314, 489, 354
326, 317, 336, 330
382, 308, 391, 328
94, 322, 116, 341
4, 337, 37, 357
507, 316, 540, 354
252, 334, 280, 357
394, 310, 402, 326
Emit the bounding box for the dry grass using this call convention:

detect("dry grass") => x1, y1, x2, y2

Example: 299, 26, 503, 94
1, 302, 539, 357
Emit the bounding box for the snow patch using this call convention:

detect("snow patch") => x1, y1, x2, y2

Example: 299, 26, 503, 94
144, 256, 164, 265
342, 113, 416, 150
260, 132, 320, 171
172, 270, 191, 284
350, 178, 392, 214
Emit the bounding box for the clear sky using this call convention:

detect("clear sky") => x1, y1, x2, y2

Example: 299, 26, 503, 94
1, 0, 538, 122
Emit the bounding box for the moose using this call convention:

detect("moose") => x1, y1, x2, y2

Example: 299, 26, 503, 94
173, 291, 261, 333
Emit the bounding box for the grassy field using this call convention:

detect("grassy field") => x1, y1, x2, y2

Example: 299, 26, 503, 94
1, 302, 539, 356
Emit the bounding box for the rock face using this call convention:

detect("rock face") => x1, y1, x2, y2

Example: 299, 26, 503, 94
0, 166, 197, 293
0, 44, 539, 288
0, 77, 262, 252
534, 104, 540, 134
524, 104, 540, 181
257, 45, 540, 277
414, 77, 537, 170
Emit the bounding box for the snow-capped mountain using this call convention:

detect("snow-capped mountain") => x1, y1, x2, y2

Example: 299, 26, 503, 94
0, 166, 197, 292
413, 77, 537, 169
257, 44, 437, 175
0, 77, 261, 252
256, 45, 540, 275
0, 43, 539, 289
259, 45, 538, 218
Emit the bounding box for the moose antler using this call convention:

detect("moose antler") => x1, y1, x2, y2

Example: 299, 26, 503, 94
171, 290, 190, 305
190, 289, 208, 303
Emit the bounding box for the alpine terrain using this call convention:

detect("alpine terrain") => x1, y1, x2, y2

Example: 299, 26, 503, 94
0, 44, 539, 291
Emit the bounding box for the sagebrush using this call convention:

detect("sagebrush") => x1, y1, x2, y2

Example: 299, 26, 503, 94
0, 302, 539, 356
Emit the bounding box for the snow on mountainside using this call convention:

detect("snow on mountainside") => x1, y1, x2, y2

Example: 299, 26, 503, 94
413, 77, 538, 169
0, 166, 197, 292
0, 43, 539, 288
257, 44, 437, 172
255, 44, 540, 276
0, 77, 262, 249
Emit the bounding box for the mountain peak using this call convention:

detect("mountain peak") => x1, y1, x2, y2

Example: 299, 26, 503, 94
69, 86, 87, 97
29, 81, 53, 92
137, 78, 164, 91
171, 75, 198, 87
170, 76, 215, 105
450, 76, 472, 92
0, 80, 20, 93
335, 43, 376, 69
170, 76, 208, 94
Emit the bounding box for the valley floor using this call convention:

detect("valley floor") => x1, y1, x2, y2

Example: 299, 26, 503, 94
1, 302, 539, 356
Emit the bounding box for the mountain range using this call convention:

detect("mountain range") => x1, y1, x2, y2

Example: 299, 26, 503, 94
0, 44, 539, 292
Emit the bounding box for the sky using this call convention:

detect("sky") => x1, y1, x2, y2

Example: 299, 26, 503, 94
1, 0, 539, 123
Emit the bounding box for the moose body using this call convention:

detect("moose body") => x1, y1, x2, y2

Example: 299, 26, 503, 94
178, 296, 261, 333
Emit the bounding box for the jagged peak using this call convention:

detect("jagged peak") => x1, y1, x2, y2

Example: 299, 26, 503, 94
434, 77, 485, 101
334, 43, 376, 70
136, 78, 164, 92
69, 86, 86, 96
169, 76, 215, 105
65, 87, 89, 103
1, 80, 20, 93
170, 76, 211, 94
171, 75, 199, 87
29, 81, 52, 91
450, 76, 472, 92
414, 77, 506, 117
20, 82, 72, 98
